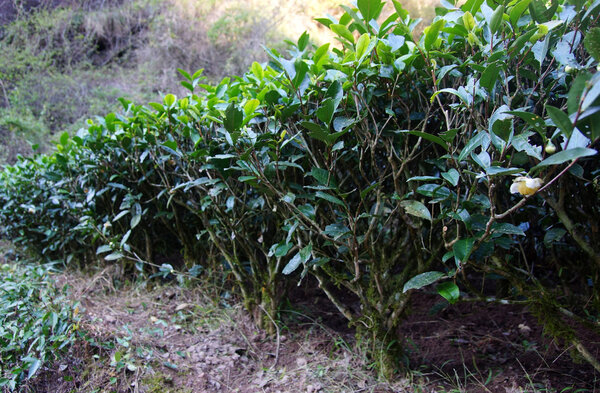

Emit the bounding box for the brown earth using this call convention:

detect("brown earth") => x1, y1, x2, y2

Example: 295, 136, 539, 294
25, 269, 600, 393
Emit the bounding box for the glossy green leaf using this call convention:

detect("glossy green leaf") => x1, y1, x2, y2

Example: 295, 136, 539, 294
400, 200, 432, 221
224, 103, 244, 132
480, 63, 500, 90
584, 27, 600, 61
510, 0, 533, 26
546, 105, 573, 138
533, 147, 597, 169
492, 222, 526, 236
425, 19, 445, 51
316, 98, 336, 125
436, 281, 460, 304
283, 244, 312, 275
356, 33, 371, 60
544, 227, 567, 246
568, 73, 592, 115
331, 24, 355, 43
164, 94, 176, 108
316, 191, 345, 206
244, 99, 260, 116
59, 132, 69, 147
489, 5, 504, 34
27, 359, 41, 379
453, 237, 474, 265
442, 168, 459, 186
405, 130, 448, 150
357, 0, 383, 22
403, 271, 445, 292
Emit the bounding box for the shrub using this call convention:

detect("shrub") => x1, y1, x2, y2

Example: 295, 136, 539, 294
0, 263, 79, 390
1, 0, 599, 375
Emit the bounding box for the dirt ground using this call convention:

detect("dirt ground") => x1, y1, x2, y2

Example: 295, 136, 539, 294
25, 269, 600, 393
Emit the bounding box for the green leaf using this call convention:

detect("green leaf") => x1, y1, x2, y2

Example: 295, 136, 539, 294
105, 252, 124, 261
357, 0, 383, 22
251, 62, 264, 80
425, 19, 445, 51
510, 0, 533, 26
283, 244, 312, 275
489, 5, 504, 34
316, 191, 345, 207
461, 0, 485, 13
399, 200, 432, 221
270, 242, 293, 258
244, 99, 260, 116
529, 0, 558, 23
581, 74, 600, 112
130, 214, 141, 229
301, 121, 331, 145
309, 167, 331, 186
96, 244, 112, 255
492, 222, 526, 236
584, 27, 600, 61
568, 73, 592, 115
403, 271, 445, 292
480, 63, 500, 90
316, 98, 336, 125
533, 147, 597, 169
224, 103, 244, 132
27, 359, 41, 379
297, 31, 310, 51
407, 176, 441, 182
360, 182, 379, 199
322, 223, 350, 239
326, 80, 344, 108
546, 105, 573, 138
436, 282, 460, 304
355, 33, 371, 61
458, 132, 486, 162
313, 43, 330, 70
59, 132, 69, 147
148, 102, 164, 113
177, 68, 192, 81
507, 111, 545, 135
544, 227, 567, 246
164, 94, 176, 108
331, 24, 355, 43
441, 168, 459, 186
405, 130, 448, 150
453, 237, 475, 265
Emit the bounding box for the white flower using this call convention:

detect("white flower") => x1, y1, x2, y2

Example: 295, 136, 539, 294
510, 177, 544, 196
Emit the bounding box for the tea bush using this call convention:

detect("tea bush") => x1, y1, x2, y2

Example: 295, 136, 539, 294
0, 263, 79, 390
1, 0, 599, 375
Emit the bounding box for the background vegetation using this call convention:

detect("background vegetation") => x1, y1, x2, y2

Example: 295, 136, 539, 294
0, 0, 438, 164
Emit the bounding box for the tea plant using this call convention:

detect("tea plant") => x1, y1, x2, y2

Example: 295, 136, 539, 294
0, 263, 79, 390
1, 0, 599, 376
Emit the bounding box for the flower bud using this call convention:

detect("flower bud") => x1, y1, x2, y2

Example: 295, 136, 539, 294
545, 141, 556, 154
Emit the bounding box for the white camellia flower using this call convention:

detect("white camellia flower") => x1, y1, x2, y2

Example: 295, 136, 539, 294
510, 176, 544, 196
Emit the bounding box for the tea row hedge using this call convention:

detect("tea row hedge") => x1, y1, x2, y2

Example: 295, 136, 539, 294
1, 0, 599, 374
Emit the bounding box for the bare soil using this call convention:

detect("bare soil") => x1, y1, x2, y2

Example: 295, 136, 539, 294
26, 269, 600, 393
